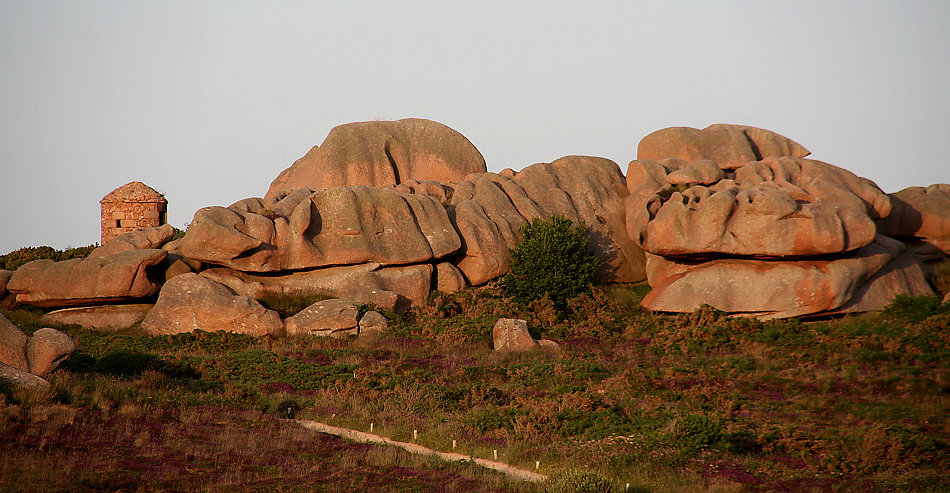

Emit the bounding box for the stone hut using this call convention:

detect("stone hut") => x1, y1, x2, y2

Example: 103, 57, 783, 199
100, 182, 167, 244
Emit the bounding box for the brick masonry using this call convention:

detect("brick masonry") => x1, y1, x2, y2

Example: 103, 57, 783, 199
100, 182, 168, 244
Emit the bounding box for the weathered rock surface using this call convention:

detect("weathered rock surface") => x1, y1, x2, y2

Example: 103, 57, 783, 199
140, 273, 283, 336
265, 118, 486, 201
182, 186, 460, 272
1, 313, 74, 381
451, 156, 646, 285
434, 262, 467, 294
628, 124, 928, 318
492, 318, 559, 352
1, 362, 50, 390
0, 312, 29, 372
637, 124, 810, 170
88, 224, 176, 258
358, 310, 389, 336
26, 328, 76, 377
199, 263, 432, 314
626, 157, 890, 257
285, 299, 360, 337
7, 249, 167, 308
642, 236, 933, 318
41, 304, 154, 331
877, 184, 950, 259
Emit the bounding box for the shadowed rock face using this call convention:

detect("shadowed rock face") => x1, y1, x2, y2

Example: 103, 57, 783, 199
876, 183, 950, 260
628, 125, 931, 318
181, 186, 461, 273
264, 118, 486, 202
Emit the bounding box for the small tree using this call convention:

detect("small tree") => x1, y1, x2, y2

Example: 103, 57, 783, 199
501, 215, 599, 309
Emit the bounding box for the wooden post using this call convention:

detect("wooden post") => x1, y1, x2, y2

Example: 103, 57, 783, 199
370, 422, 374, 433
493, 449, 498, 460
535, 460, 540, 470
413, 429, 418, 441
452, 439, 457, 449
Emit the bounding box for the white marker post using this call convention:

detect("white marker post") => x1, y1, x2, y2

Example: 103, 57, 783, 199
413, 429, 418, 441
370, 422, 374, 433
493, 449, 498, 460
452, 440, 457, 449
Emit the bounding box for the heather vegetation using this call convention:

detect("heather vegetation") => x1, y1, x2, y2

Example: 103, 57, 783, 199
3, 274, 950, 492
0, 244, 97, 270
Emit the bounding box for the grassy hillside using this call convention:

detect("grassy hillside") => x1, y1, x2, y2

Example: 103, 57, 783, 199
2, 283, 949, 492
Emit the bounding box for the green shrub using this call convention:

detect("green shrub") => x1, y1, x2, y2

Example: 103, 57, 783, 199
882, 294, 949, 324
501, 216, 599, 310
275, 399, 301, 419
544, 468, 613, 493
0, 244, 96, 270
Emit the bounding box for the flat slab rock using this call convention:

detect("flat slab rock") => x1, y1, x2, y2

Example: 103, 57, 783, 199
41, 304, 154, 332
642, 236, 933, 319
7, 249, 167, 308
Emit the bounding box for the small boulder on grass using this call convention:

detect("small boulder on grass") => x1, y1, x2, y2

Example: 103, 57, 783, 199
358, 310, 389, 336
285, 299, 360, 338
0, 312, 75, 389
492, 318, 559, 352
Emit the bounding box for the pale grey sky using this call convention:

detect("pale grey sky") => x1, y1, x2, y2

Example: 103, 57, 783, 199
2, 1, 948, 254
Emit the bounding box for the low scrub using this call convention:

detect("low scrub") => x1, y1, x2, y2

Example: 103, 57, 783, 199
0, 244, 96, 270
2, 289, 949, 492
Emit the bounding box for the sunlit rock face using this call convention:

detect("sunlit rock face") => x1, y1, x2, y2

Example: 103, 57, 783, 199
627, 124, 933, 318
264, 118, 487, 202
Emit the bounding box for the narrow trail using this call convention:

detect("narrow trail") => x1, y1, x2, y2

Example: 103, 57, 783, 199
295, 419, 547, 483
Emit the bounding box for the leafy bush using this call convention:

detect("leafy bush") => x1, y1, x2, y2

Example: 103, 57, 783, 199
274, 399, 301, 419
544, 468, 613, 493
0, 244, 96, 270
502, 216, 599, 310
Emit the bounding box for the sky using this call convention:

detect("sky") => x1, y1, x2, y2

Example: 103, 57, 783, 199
1, 1, 949, 254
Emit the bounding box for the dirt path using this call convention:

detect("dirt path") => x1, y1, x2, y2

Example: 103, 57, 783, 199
295, 419, 547, 483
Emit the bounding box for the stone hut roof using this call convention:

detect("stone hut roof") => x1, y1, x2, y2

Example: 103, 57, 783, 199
100, 182, 167, 204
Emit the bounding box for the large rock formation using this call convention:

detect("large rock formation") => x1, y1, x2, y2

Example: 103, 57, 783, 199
637, 124, 811, 170
627, 157, 889, 258
628, 125, 932, 318
199, 262, 431, 314
181, 186, 460, 273
264, 119, 486, 202
642, 236, 932, 319
140, 273, 283, 336
7, 249, 167, 308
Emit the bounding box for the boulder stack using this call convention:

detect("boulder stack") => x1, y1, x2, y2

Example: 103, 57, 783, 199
627, 124, 934, 318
